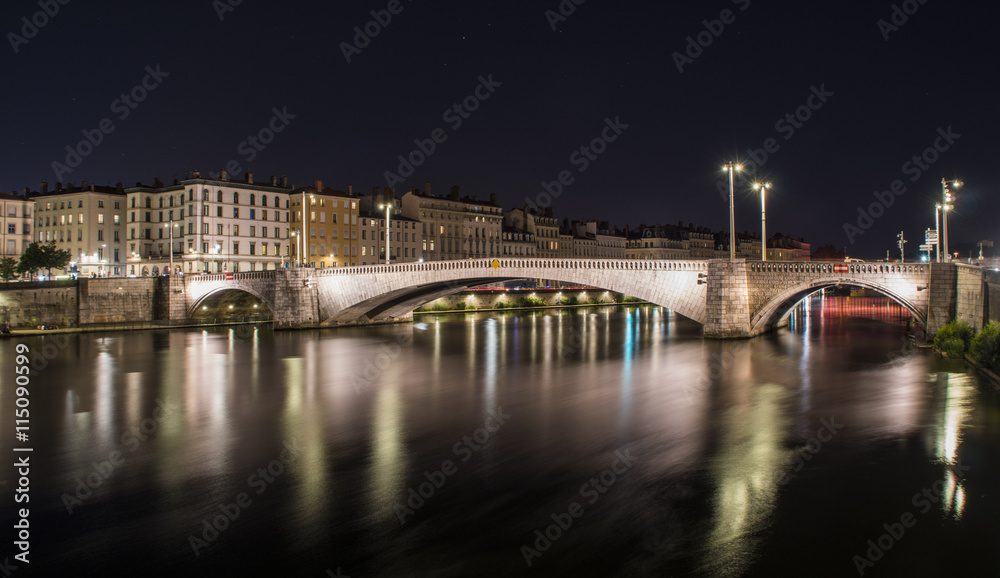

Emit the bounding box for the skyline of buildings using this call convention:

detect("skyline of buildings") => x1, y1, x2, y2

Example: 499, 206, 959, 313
7, 170, 810, 277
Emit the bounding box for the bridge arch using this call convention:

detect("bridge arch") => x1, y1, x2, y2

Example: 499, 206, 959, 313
750, 278, 926, 335
314, 259, 708, 326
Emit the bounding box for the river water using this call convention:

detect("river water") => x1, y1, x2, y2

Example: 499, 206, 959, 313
2, 296, 998, 577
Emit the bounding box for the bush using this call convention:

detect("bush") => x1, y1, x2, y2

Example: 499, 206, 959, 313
934, 320, 973, 356
431, 302, 451, 312
940, 338, 965, 358
971, 320, 1000, 371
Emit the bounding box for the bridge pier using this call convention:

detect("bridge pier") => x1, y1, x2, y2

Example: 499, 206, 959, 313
703, 259, 753, 339
273, 268, 321, 329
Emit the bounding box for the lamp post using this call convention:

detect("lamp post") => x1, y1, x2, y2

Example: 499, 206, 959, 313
291, 231, 299, 267
379, 202, 392, 265
752, 182, 771, 261
934, 204, 941, 263
300, 191, 315, 267
164, 222, 179, 274
722, 162, 742, 260
941, 179, 960, 262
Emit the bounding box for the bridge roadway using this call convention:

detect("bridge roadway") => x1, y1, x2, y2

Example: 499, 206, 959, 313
174, 257, 979, 338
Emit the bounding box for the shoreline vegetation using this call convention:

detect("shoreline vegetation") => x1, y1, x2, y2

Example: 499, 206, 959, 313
932, 319, 1000, 387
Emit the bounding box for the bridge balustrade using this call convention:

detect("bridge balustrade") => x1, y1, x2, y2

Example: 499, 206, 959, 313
747, 262, 925, 275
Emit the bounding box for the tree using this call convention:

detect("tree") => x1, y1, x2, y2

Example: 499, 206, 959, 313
811, 245, 846, 261
0, 257, 17, 282
17, 241, 72, 279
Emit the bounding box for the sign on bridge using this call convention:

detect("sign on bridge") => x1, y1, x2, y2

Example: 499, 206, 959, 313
833, 264, 849, 273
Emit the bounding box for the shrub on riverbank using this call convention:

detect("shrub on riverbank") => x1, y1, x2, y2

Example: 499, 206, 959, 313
934, 320, 974, 357
970, 320, 1000, 371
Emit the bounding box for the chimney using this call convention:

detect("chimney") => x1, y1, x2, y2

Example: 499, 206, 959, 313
23, 187, 29, 196
66, 182, 74, 191
192, 170, 201, 179
152, 177, 163, 188
220, 169, 228, 181
270, 175, 277, 186
424, 181, 431, 195
314, 179, 323, 191
449, 185, 460, 200
280, 176, 288, 188
489, 193, 497, 205
40, 181, 48, 194
55, 182, 61, 191
472, 195, 479, 202
115, 182, 123, 193
346, 184, 352, 194
246, 172, 254, 184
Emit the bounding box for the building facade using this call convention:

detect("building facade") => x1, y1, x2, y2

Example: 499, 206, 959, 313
0, 192, 33, 258
125, 171, 293, 276
31, 182, 126, 277
401, 185, 502, 261
290, 181, 360, 268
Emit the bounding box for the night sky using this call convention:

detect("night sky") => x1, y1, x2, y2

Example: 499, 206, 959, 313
3, 0, 996, 259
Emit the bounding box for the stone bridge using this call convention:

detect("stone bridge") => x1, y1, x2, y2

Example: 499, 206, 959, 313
167, 258, 983, 338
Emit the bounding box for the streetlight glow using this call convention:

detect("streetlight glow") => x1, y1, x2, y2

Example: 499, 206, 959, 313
723, 161, 742, 260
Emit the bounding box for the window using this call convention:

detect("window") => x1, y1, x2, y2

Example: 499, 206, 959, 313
98, 200, 104, 208
217, 191, 223, 203
320, 212, 325, 224
249, 243, 256, 255
145, 197, 151, 208
233, 225, 239, 236
114, 248, 119, 262
22, 224, 30, 235
114, 231, 119, 242
114, 215, 120, 225
188, 205, 193, 217
159, 211, 164, 222
250, 226, 256, 237
6, 224, 14, 234
331, 213, 337, 224
78, 213, 84, 224
97, 230, 103, 241
233, 208, 239, 218
262, 195, 267, 206
217, 224, 223, 235
361, 230, 367, 240
262, 227, 268, 238
250, 209, 255, 220
61, 215, 67, 225
202, 223, 209, 234
262, 244, 268, 255
233, 242, 239, 255
330, 229, 338, 239
145, 212, 151, 222
319, 227, 325, 238
262, 210, 268, 221
250, 194, 255, 206
159, 229, 163, 239
131, 229, 136, 239
159, 198, 164, 208
203, 205, 208, 216
233, 192, 239, 204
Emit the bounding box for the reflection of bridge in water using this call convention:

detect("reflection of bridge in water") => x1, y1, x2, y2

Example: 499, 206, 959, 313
172, 258, 986, 339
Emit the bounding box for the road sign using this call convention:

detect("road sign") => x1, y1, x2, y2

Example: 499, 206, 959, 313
490, 259, 500, 269
925, 232, 938, 242
833, 263, 849, 273
224, 273, 234, 281
919, 244, 933, 252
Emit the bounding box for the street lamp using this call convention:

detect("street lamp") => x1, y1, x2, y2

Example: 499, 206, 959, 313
752, 182, 771, 261
163, 222, 179, 274
722, 162, 742, 260
941, 179, 960, 262
291, 231, 299, 267
300, 192, 315, 267
379, 202, 392, 265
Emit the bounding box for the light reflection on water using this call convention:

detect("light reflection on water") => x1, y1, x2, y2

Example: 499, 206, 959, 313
0, 297, 995, 576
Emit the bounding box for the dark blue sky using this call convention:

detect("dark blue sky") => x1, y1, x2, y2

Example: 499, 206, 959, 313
2, 0, 996, 258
